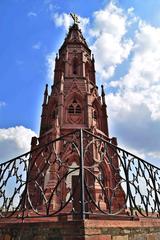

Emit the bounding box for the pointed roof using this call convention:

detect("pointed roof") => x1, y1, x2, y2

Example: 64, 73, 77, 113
59, 23, 91, 53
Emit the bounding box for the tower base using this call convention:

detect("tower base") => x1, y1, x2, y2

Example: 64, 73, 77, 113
1, 218, 160, 240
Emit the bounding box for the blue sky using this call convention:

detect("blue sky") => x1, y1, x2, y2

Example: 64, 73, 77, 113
0, 0, 160, 165
0, 0, 108, 131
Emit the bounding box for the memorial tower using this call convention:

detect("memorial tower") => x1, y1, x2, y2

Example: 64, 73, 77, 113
29, 15, 125, 214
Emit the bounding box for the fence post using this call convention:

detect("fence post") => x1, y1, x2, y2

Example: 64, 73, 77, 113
80, 128, 85, 220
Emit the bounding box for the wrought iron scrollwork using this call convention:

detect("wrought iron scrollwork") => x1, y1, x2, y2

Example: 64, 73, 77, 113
0, 129, 160, 221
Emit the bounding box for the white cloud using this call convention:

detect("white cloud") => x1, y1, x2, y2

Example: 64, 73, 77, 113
90, 2, 134, 79
107, 20, 160, 165
53, 13, 72, 30
109, 21, 160, 120
27, 11, 37, 17
32, 42, 41, 50
0, 126, 36, 163
46, 2, 160, 166
0, 101, 6, 108
52, 4, 133, 80
53, 13, 89, 32
46, 51, 56, 82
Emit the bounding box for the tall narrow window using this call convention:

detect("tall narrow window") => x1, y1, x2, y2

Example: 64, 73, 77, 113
75, 105, 81, 114
68, 104, 74, 113
85, 62, 90, 78
73, 58, 78, 75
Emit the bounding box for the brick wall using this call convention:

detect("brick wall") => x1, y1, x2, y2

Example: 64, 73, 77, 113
1, 219, 160, 239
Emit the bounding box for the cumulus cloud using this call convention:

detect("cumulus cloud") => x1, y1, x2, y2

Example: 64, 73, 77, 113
46, 2, 160, 166
46, 51, 56, 82
53, 12, 89, 32
107, 20, 160, 165
90, 2, 134, 79
0, 126, 36, 163
110, 21, 160, 119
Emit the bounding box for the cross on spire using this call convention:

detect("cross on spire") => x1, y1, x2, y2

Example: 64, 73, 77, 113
70, 13, 80, 25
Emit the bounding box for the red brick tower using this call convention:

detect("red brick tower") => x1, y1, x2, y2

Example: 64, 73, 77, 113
29, 19, 125, 216
39, 25, 109, 139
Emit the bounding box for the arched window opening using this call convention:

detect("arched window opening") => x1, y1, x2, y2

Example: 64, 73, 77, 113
85, 62, 90, 78
68, 99, 82, 114
68, 104, 74, 113
75, 104, 81, 114
73, 58, 78, 75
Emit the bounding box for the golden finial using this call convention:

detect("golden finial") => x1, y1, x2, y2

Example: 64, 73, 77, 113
70, 13, 80, 25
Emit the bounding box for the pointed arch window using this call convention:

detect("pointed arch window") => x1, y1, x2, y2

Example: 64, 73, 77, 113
68, 99, 81, 114
75, 104, 81, 113
85, 62, 90, 78
73, 58, 78, 75
68, 104, 74, 113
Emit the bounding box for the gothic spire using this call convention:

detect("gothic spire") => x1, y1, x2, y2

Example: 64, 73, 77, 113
59, 15, 90, 53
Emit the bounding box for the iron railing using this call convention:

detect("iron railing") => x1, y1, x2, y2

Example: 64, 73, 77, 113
0, 129, 160, 221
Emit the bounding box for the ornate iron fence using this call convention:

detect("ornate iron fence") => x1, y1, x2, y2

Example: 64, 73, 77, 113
0, 129, 160, 221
